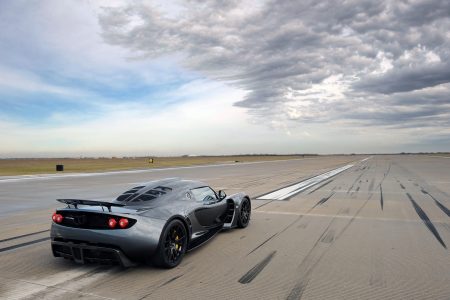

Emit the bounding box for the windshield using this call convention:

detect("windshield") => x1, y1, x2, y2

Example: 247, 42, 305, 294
190, 186, 217, 202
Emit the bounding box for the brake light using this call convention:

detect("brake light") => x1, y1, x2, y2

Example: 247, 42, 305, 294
108, 218, 117, 229
119, 218, 129, 228
52, 212, 63, 223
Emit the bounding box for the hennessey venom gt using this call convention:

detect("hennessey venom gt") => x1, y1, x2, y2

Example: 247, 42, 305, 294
51, 178, 251, 268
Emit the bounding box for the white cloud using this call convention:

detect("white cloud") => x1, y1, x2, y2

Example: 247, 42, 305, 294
1, 0, 450, 156
99, 0, 450, 134
0, 66, 89, 98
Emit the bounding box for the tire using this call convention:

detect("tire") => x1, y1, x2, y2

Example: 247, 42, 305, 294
237, 198, 251, 228
153, 219, 187, 268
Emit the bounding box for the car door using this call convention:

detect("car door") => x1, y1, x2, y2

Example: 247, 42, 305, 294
191, 186, 227, 227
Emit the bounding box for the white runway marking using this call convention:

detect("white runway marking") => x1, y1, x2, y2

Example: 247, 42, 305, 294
256, 164, 354, 200
360, 156, 373, 162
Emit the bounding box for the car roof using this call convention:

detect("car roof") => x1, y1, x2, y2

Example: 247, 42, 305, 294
113, 178, 209, 204
143, 178, 207, 190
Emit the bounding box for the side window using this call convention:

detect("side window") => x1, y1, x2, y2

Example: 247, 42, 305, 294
190, 187, 217, 203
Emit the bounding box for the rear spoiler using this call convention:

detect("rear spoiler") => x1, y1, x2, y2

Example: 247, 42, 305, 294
57, 199, 124, 212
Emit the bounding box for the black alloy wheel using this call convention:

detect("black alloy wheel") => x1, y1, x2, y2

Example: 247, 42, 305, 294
154, 219, 187, 268
238, 198, 251, 228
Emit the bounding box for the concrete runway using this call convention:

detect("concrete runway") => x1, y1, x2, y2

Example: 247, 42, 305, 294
0, 155, 449, 299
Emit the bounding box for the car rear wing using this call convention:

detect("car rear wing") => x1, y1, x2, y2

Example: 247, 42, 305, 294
57, 199, 124, 212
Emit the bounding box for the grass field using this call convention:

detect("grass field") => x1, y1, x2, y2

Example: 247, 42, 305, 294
0, 155, 314, 176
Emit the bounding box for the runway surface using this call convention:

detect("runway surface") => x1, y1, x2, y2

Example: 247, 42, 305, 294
0, 155, 449, 299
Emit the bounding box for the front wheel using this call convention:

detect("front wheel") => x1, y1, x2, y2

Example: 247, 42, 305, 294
237, 198, 251, 228
153, 219, 187, 268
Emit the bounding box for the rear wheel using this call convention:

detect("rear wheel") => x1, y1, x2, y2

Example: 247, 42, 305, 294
237, 198, 251, 228
153, 219, 187, 268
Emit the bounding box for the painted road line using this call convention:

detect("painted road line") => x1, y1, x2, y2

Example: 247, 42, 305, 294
360, 156, 373, 162
256, 164, 354, 200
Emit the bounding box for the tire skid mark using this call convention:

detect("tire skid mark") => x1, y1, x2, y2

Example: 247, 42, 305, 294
320, 230, 335, 244
247, 212, 304, 255
307, 180, 333, 194
313, 192, 335, 208
287, 278, 309, 300
137, 273, 185, 300
0, 237, 49, 253
335, 197, 371, 242
434, 201, 450, 217
420, 188, 450, 217
368, 178, 374, 192
238, 251, 276, 284
380, 185, 384, 211
399, 183, 405, 190
442, 223, 450, 234
289, 162, 376, 297
124, 273, 185, 300
247, 232, 279, 256
377, 162, 391, 189
385, 163, 391, 177
254, 200, 274, 210
249, 197, 321, 255
286, 210, 342, 299
159, 273, 184, 288
282, 163, 375, 297
288, 197, 372, 299
347, 171, 365, 193
0, 229, 49, 243
246, 162, 371, 268
297, 222, 309, 229
406, 193, 447, 249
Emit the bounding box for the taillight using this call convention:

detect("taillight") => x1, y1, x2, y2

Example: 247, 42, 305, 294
52, 212, 63, 223
108, 218, 117, 229
107, 217, 130, 229
119, 218, 129, 228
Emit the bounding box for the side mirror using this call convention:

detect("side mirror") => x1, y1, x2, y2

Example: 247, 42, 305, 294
218, 190, 227, 200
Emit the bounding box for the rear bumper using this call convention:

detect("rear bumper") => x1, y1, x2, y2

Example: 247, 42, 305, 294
50, 216, 166, 266
51, 239, 137, 267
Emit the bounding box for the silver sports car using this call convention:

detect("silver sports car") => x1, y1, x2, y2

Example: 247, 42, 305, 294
50, 178, 251, 268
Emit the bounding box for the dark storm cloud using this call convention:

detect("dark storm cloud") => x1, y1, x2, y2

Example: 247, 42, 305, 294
99, 0, 450, 129
353, 63, 450, 94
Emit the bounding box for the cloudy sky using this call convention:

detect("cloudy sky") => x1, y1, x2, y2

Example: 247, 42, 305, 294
1, 0, 449, 157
